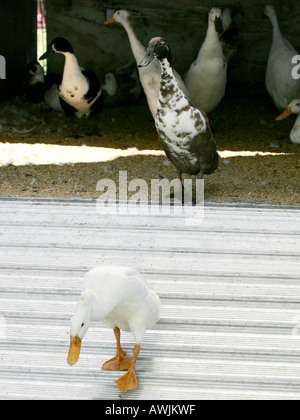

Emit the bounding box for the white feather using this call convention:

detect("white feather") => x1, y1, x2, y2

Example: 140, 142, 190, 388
277, 99, 300, 144
184, 7, 227, 114
265, 5, 300, 111
70, 266, 160, 344
59, 53, 101, 118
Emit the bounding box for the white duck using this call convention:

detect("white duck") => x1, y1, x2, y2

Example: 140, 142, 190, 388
67, 266, 160, 392
265, 5, 300, 111
184, 7, 227, 114
276, 99, 300, 144
104, 9, 189, 119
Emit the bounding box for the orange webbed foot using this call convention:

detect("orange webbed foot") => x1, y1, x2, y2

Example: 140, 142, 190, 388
102, 350, 132, 371
115, 365, 138, 392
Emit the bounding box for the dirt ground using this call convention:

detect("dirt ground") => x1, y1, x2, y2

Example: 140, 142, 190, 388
0, 87, 299, 206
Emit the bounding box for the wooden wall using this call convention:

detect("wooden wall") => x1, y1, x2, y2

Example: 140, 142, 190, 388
0, 1, 299, 100
46, 0, 300, 89
0, 0, 37, 99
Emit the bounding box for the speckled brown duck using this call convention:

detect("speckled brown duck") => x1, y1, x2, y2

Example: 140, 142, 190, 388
138, 37, 219, 192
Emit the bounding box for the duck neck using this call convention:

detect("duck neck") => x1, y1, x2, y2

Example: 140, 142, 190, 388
205, 20, 220, 48
291, 114, 300, 143
158, 58, 179, 101
77, 290, 94, 313
293, 114, 300, 130
121, 17, 146, 63
62, 52, 84, 81
268, 12, 282, 43
79, 289, 112, 321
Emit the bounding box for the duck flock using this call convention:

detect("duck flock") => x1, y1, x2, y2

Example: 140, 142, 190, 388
23, 5, 300, 191
19, 5, 300, 393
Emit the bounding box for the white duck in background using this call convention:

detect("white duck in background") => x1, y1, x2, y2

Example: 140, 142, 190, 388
276, 99, 300, 144
184, 7, 227, 115
67, 266, 160, 393
104, 9, 189, 119
264, 5, 300, 111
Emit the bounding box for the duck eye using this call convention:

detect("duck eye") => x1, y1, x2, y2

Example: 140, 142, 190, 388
81, 322, 85, 327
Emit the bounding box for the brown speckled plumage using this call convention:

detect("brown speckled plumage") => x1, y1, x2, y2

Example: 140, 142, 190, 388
139, 37, 219, 179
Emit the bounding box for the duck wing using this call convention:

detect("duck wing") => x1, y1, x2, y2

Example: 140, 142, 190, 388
82, 70, 102, 103
59, 96, 77, 116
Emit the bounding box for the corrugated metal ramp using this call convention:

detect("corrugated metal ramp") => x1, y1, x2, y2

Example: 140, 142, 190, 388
0, 197, 300, 400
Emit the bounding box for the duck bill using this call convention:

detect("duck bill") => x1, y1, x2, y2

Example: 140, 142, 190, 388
67, 335, 82, 366
276, 107, 293, 121
39, 49, 53, 60
104, 17, 116, 25
138, 49, 155, 68
214, 16, 224, 33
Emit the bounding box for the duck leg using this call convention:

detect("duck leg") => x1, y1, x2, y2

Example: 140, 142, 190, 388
178, 170, 183, 184
115, 344, 140, 392
85, 115, 102, 137
94, 115, 102, 137
102, 327, 132, 371
191, 171, 204, 205
178, 171, 186, 204
70, 116, 82, 139
168, 170, 184, 202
